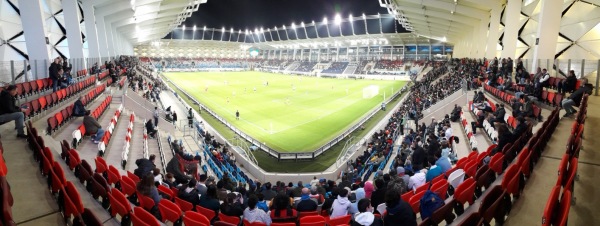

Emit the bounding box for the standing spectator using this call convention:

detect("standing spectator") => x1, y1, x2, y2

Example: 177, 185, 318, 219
383, 189, 416, 226
196, 174, 208, 196
562, 79, 593, 117
83, 110, 104, 144
134, 154, 156, 179
243, 195, 272, 226
188, 107, 194, 127
49, 57, 61, 92
172, 111, 177, 126
0, 85, 27, 138
153, 107, 160, 126
370, 179, 387, 214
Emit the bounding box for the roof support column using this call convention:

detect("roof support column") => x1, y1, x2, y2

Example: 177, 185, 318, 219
83, 1, 100, 63
105, 23, 116, 57
62, 0, 86, 63
486, 7, 501, 59
501, 0, 520, 59
531, 0, 562, 71
96, 17, 110, 58
18, 0, 50, 75
477, 17, 489, 58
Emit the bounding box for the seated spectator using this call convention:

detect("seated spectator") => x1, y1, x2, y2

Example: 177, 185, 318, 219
425, 165, 442, 182
0, 85, 27, 138
243, 195, 272, 226
261, 182, 277, 201
198, 185, 220, 221
558, 70, 578, 94
488, 104, 506, 125
408, 169, 427, 191
83, 110, 104, 144
72, 96, 87, 117
136, 173, 161, 211
220, 193, 244, 217
162, 173, 177, 188
196, 174, 208, 196
352, 198, 383, 226
519, 95, 534, 118
492, 124, 513, 155
512, 116, 528, 138
152, 168, 164, 186
145, 119, 157, 138
383, 189, 416, 226
435, 144, 452, 173
331, 187, 352, 218
562, 79, 593, 117
178, 179, 200, 207
256, 193, 269, 213
296, 188, 318, 212
134, 154, 156, 179
349, 185, 366, 215
270, 193, 297, 222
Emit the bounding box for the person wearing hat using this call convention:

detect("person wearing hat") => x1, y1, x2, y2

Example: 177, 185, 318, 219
0, 85, 27, 138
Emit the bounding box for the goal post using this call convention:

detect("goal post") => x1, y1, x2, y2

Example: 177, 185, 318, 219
362, 85, 379, 99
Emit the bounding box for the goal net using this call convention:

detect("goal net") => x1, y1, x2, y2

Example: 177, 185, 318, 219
362, 85, 379, 99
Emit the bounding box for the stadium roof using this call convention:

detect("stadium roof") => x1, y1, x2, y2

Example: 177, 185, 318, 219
379, 0, 504, 43
87, 0, 206, 44
150, 33, 445, 51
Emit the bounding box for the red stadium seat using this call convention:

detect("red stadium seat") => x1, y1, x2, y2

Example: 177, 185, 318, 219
94, 157, 108, 174
409, 190, 426, 214
454, 178, 476, 215
174, 197, 194, 212
328, 214, 351, 226
541, 186, 561, 226
218, 212, 240, 226
137, 193, 156, 211
158, 199, 182, 224
132, 207, 160, 226
196, 205, 216, 222
299, 215, 327, 226
183, 211, 210, 226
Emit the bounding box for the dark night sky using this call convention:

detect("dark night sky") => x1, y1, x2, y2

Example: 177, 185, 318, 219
181, 0, 390, 30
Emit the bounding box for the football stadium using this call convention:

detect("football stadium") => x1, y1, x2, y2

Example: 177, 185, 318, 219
0, 0, 599, 225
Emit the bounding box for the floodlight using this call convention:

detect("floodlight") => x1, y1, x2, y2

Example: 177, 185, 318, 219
334, 14, 342, 25
245, 29, 248, 34
323, 17, 328, 23
349, 14, 353, 21
193, 25, 196, 30
301, 22, 305, 27
451, 11, 454, 14
203, 26, 206, 30
377, 13, 380, 18
222, 27, 225, 32
291, 23, 296, 29
362, 13, 366, 19
283, 25, 286, 29
267, 28, 270, 32
182, 25, 186, 30
442, 36, 447, 42
231, 28, 234, 32
260, 27, 264, 32
254, 28, 258, 33
312, 20, 315, 25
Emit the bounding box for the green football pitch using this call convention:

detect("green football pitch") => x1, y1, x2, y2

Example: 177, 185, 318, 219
164, 71, 406, 153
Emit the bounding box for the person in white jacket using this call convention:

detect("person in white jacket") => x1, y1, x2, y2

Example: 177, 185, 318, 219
330, 188, 352, 218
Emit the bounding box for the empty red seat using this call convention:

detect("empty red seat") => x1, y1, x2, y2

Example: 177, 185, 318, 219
174, 197, 194, 212
489, 153, 505, 174
183, 210, 210, 226
196, 205, 216, 222
328, 214, 351, 226
64, 181, 84, 221
67, 149, 81, 171
107, 165, 120, 186
218, 212, 240, 226
47, 117, 58, 134
501, 164, 521, 199
454, 178, 476, 215
542, 185, 561, 226
409, 190, 426, 214
50, 161, 66, 194
38, 97, 47, 110
158, 199, 182, 224
120, 175, 136, 198
431, 179, 449, 199
132, 207, 160, 226
94, 157, 108, 174
137, 192, 156, 211
299, 215, 327, 226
